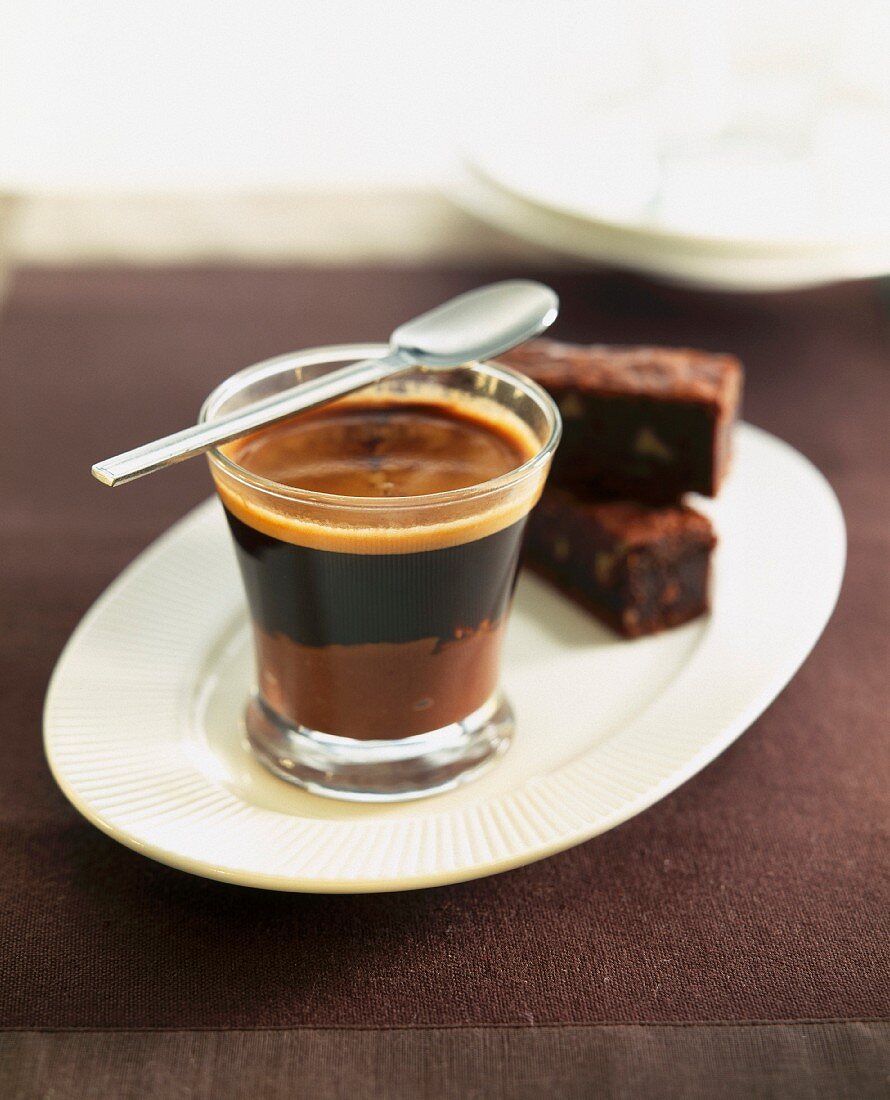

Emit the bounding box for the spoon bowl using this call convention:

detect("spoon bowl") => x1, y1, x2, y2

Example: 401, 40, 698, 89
391, 280, 558, 366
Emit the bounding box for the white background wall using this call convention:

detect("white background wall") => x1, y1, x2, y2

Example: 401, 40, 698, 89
3, 0, 889, 192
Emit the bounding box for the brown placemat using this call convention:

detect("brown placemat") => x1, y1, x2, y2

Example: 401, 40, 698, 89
3, 1023, 889, 1100
1, 269, 888, 1041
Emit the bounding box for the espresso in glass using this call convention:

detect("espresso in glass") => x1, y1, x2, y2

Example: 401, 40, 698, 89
203, 346, 560, 801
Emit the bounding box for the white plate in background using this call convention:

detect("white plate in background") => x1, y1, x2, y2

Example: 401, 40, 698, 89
450, 156, 890, 291
452, 79, 890, 292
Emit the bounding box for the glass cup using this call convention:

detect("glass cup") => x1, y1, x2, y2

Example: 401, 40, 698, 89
202, 344, 561, 802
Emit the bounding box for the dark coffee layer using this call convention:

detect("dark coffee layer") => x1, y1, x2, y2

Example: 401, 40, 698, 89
225, 509, 527, 647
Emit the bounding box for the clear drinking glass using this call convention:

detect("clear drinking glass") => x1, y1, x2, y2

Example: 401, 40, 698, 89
202, 345, 560, 802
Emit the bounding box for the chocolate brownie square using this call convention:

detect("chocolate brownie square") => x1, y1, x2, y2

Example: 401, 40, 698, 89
501, 339, 742, 501
524, 487, 716, 638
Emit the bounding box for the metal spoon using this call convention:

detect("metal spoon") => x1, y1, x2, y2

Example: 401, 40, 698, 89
91, 279, 559, 487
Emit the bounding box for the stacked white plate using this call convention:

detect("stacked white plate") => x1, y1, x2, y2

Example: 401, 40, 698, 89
451, 99, 890, 291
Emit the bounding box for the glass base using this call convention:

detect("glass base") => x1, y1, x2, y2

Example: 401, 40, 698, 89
245, 692, 514, 803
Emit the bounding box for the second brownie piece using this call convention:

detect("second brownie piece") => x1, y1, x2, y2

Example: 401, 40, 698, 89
524, 487, 716, 638
501, 339, 743, 501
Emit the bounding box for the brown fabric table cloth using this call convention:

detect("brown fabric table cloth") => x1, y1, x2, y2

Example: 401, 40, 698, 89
1, 267, 888, 1098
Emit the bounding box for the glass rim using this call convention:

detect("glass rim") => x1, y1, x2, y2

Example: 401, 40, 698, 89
200, 343, 562, 510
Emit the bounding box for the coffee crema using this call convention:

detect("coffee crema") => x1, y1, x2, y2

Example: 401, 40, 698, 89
217, 391, 541, 554
230, 398, 532, 497
214, 393, 543, 740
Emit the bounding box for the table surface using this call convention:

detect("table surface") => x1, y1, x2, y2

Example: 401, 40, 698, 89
1, 267, 888, 1099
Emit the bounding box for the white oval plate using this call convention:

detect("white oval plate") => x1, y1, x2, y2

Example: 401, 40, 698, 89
45, 425, 844, 892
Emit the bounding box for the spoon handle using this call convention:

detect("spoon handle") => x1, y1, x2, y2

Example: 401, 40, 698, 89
91, 349, 410, 487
